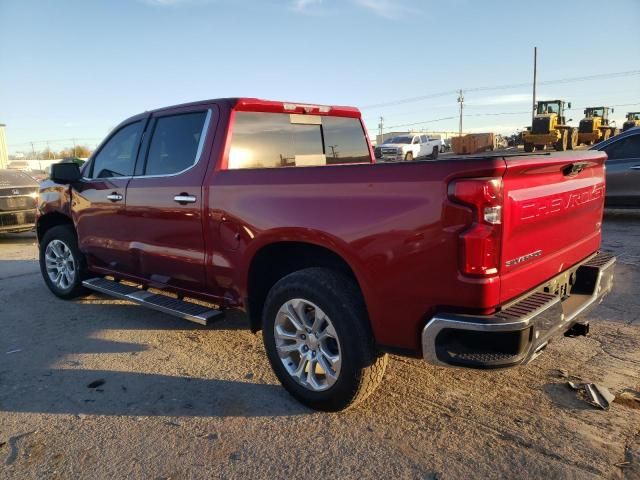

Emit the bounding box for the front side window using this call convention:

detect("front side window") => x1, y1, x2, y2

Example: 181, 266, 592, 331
603, 135, 640, 160
228, 112, 370, 169
143, 112, 208, 176
90, 122, 142, 178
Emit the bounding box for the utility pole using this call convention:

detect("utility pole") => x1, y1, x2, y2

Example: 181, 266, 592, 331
30, 141, 36, 161
72, 138, 77, 159
378, 116, 384, 145
532, 46, 537, 126
457, 90, 464, 137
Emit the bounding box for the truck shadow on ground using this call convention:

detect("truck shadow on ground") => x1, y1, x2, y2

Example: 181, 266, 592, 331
0, 263, 309, 418
0, 366, 304, 418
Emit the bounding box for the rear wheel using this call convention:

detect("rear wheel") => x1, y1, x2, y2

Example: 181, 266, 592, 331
524, 142, 534, 153
404, 151, 414, 161
262, 268, 388, 411
567, 129, 578, 150
39, 225, 89, 299
554, 130, 567, 151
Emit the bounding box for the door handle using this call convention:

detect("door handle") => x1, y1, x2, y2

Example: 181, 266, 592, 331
107, 192, 123, 202
174, 194, 197, 204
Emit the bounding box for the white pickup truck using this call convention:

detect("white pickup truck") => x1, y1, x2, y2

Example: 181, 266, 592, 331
374, 134, 442, 162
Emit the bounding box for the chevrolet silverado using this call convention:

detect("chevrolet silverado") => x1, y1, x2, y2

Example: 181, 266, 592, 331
37, 98, 615, 411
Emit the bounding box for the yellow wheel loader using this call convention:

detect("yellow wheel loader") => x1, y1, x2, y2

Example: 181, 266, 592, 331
522, 100, 577, 152
623, 112, 640, 132
577, 107, 617, 145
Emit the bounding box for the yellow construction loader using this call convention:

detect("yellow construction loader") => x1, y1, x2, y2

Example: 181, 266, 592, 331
522, 100, 577, 152
577, 107, 617, 145
623, 112, 640, 132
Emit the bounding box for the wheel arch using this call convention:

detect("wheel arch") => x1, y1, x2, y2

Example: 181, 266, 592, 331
37, 211, 74, 244
245, 240, 367, 333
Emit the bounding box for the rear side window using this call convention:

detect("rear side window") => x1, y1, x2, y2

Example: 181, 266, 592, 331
90, 122, 142, 178
143, 111, 208, 176
228, 112, 370, 169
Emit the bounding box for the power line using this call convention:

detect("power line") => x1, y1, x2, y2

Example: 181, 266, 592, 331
360, 69, 640, 110
367, 101, 640, 131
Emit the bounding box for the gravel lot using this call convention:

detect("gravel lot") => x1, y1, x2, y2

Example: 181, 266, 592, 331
1, 212, 639, 479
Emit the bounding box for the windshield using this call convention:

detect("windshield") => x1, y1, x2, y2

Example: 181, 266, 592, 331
630, 113, 640, 121
384, 136, 412, 144
538, 103, 560, 115
587, 108, 604, 117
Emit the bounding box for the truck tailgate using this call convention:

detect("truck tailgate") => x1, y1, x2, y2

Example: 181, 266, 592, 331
500, 151, 607, 303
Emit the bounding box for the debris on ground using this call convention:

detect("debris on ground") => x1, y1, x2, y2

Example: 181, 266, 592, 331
5, 349, 22, 355
87, 379, 106, 389
568, 382, 615, 410
614, 390, 640, 410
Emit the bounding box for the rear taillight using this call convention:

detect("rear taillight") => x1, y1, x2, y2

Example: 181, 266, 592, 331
448, 177, 503, 276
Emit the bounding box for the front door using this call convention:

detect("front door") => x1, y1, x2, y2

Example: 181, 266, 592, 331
74, 120, 145, 274
124, 105, 216, 295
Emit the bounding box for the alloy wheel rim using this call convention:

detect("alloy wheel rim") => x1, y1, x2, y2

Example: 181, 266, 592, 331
45, 239, 76, 290
274, 298, 342, 392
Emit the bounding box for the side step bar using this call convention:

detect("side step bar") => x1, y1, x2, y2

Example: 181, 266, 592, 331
82, 277, 223, 326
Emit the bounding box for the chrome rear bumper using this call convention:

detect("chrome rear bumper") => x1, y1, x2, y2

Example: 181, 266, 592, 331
421, 251, 616, 368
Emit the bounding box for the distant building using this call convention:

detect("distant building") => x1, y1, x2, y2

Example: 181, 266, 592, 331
0, 124, 8, 169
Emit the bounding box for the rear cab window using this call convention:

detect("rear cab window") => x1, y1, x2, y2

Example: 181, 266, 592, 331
227, 111, 371, 169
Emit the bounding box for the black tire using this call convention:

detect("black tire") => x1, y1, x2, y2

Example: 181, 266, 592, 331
262, 267, 388, 411
39, 224, 89, 299
404, 151, 414, 161
535, 145, 545, 151
524, 142, 534, 153
431, 147, 439, 159
554, 130, 567, 151
602, 129, 610, 142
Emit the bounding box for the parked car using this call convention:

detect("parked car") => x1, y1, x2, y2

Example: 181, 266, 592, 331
590, 126, 640, 207
0, 169, 39, 233
37, 97, 615, 411
7, 160, 33, 172
374, 134, 442, 161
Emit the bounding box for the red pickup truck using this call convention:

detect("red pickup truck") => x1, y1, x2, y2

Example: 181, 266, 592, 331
37, 98, 616, 411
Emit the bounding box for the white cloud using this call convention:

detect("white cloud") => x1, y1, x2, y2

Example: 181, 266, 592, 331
292, 0, 323, 11
351, 0, 407, 18
468, 93, 531, 107
140, 0, 211, 6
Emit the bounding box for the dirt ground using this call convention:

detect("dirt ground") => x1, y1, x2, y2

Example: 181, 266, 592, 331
1, 211, 639, 480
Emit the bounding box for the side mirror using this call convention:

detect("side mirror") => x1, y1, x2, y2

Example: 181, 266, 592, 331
611, 108, 615, 113
568, 102, 572, 109
50, 162, 81, 184
568, 118, 573, 122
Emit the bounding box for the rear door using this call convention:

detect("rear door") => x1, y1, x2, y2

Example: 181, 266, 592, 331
75, 120, 145, 274
600, 134, 640, 207
499, 152, 607, 302
124, 104, 216, 294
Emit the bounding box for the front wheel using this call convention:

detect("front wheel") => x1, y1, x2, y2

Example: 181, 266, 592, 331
567, 129, 578, 150
39, 225, 89, 299
262, 268, 388, 411
524, 142, 534, 153
404, 151, 414, 161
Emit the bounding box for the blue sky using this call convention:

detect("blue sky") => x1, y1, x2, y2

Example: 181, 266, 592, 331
1, 0, 639, 153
